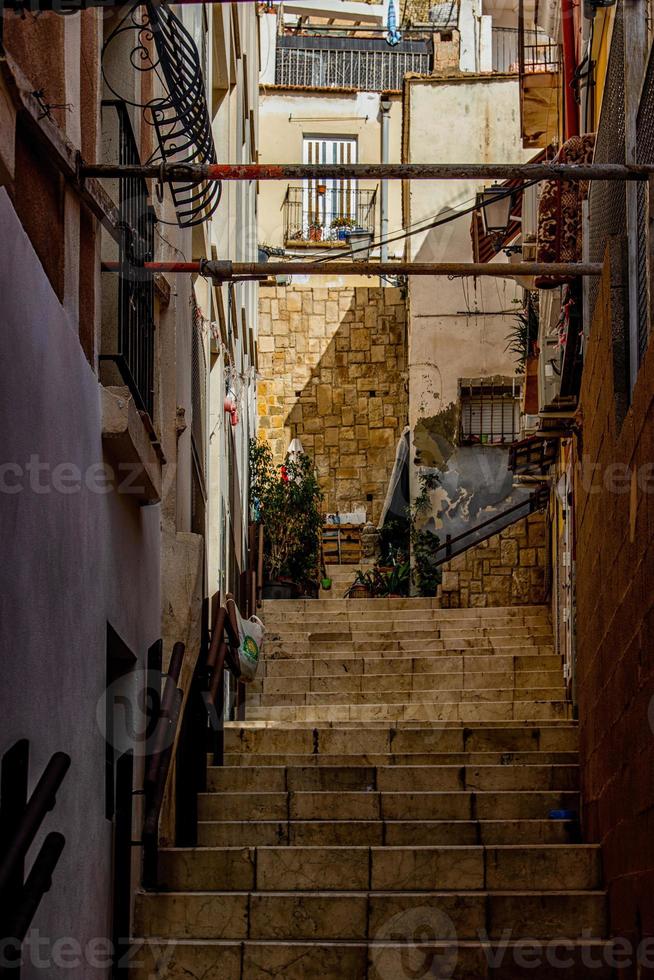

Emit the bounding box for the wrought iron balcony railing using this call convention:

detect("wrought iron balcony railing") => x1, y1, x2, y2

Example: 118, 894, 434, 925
283, 185, 377, 246
492, 26, 560, 74
276, 35, 432, 91
100, 100, 156, 419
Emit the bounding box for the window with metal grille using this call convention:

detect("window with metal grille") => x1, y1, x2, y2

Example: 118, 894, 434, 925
191, 302, 207, 536
276, 36, 432, 92
459, 380, 521, 446
100, 100, 157, 419
635, 38, 654, 371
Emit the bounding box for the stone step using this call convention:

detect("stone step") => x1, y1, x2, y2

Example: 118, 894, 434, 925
196, 816, 581, 847
197, 789, 580, 822
205, 763, 579, 793
262, 600, 551, 615
269, 637, 551, 655
246, 687, 566, 708
135, 887, 605, 941
265, 616, 554, 632
156, 844, 601, 892
270, 624, 554, 640
263, 652, 562, 676
130, 937, 616, 980
244, 700, 572, 723
221, 750, 580, 767
254, 669, 564, 694
224, 724, 579, 755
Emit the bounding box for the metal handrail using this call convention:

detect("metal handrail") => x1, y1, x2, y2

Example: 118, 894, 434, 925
142, 533, 262, 883
142, 643, 185, 889
437, 488, 549, 566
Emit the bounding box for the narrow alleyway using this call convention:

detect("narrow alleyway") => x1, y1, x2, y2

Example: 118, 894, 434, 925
133, 593, 609, 978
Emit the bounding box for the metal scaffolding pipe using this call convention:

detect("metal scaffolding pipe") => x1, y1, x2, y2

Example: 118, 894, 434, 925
84, 162, 654, 182
102, 260, 604, 278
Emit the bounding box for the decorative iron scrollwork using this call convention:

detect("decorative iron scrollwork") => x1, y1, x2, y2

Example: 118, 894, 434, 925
102, 0, 221, 227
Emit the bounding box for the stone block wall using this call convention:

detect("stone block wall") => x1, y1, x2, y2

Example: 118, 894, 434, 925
437, 511, 549, 607
574, 259, 654, 944
257, 285, 408, 523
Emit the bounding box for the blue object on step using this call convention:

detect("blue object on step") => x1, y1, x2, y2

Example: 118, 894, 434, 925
548, 809, 578, 820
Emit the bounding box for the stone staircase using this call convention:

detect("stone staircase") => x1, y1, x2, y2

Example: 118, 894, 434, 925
132, 598, 610, 979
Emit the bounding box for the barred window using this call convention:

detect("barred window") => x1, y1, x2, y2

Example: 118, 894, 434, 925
459, 380, 521, 446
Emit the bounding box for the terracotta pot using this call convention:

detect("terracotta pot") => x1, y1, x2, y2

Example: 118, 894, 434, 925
348, 584, 371, 599
523, 354, 539, 415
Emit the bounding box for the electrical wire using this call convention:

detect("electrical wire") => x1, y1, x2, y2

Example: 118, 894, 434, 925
308, 178, 542, 266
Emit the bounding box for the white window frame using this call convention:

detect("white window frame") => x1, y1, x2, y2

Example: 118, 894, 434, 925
302, 135, 357, 239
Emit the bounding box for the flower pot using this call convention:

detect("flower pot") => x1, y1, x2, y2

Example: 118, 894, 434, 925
309, 226, 323, 242
337, 228, 348, 241
262, 582, 295, 600
347, 584, 372, 599
321, 578, 332, 590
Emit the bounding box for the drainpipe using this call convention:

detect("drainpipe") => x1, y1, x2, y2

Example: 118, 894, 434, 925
379, 94, 392, 276
561, 0, 579, 139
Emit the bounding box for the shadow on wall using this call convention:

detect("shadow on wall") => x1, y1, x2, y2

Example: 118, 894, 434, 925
414, 410, 530, 552
259, 285, 408, 524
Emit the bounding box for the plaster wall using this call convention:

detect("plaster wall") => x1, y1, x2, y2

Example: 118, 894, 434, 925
404, 76, 529, 543
0, 190, 161, 977
257, 89, 404, 279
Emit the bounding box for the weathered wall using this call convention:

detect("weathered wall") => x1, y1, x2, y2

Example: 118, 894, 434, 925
257, 88, 404, 277
0, 191, 161, 979
404, 75, 531, 586
438, 512, 549, 607
575, 260, 654, 946
257, 284, 407, 522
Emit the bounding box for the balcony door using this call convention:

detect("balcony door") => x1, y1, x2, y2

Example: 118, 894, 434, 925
303, 136, 357, 240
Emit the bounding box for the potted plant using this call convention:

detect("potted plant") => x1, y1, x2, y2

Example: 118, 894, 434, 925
308, 220, 323, 242
331, 215, 356, 241
345, 569, 375, 599
249, 439, 323, 599
321, 576, 332, 590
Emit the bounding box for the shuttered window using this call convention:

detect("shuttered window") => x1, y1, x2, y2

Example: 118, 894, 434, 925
302, 136, 357, 233
459, 382, 521, 445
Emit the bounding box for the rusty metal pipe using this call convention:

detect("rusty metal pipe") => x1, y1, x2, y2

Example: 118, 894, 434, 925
83, 162, 654, 182
102, 259, 604, 278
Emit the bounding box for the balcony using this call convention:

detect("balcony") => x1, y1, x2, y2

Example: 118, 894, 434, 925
283, 185, 377, 247
491, 26, 560, 75
275, 34, 432, 92
517, 1, 562, 147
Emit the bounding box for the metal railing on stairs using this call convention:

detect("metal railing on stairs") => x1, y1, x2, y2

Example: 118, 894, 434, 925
141, 526, 264, 889
436, 486, 549, 567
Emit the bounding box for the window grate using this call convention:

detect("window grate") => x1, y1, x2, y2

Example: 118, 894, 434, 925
459, 382, 521, 446
587, 0, 627, 327
276, 36, 432, 91
101, 100, 157, 419
635, 39, 654, 367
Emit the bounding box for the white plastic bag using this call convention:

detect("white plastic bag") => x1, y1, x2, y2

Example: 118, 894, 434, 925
227, 597, 265, 683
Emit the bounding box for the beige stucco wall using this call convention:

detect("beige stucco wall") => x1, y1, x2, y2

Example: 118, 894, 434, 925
404, 75, 529, 468
257, 89, 403, 286
257, 284, 408, 522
